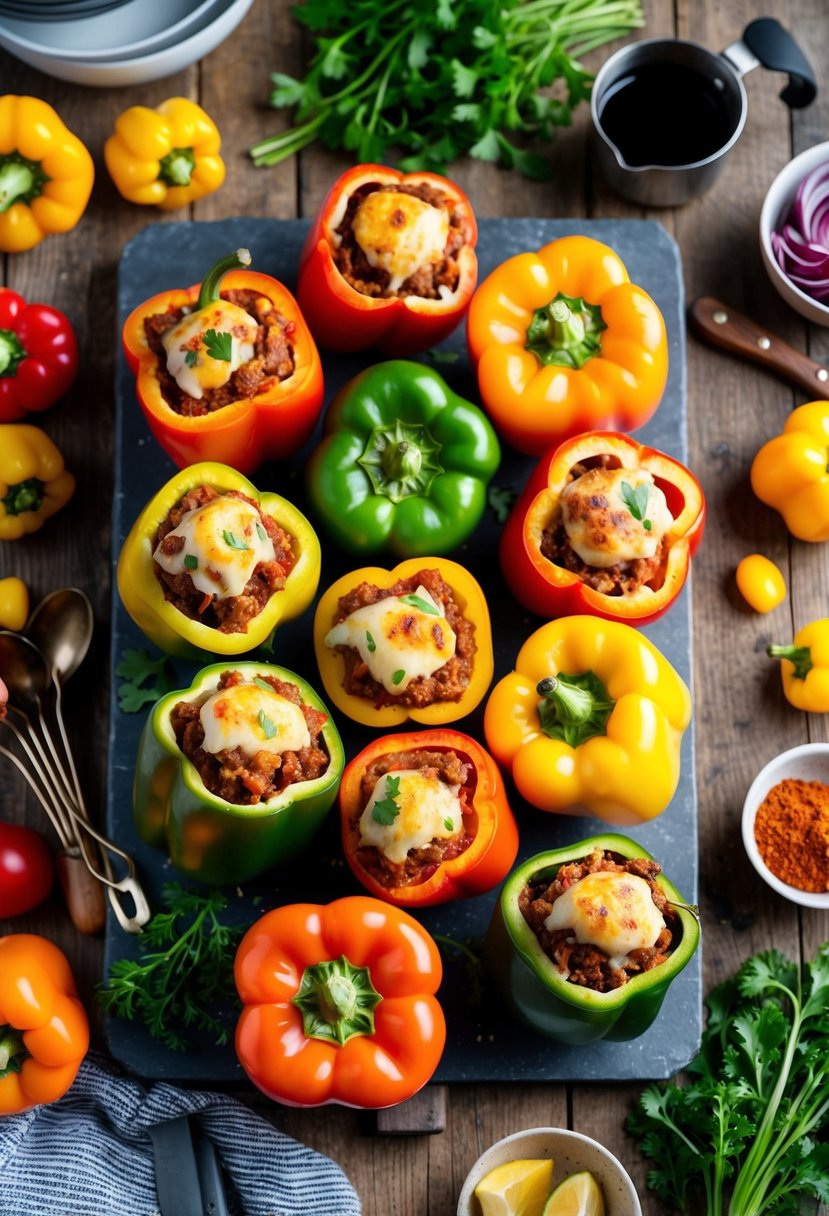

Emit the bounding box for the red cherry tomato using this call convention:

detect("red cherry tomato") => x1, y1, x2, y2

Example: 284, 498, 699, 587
0, 822, 54, 917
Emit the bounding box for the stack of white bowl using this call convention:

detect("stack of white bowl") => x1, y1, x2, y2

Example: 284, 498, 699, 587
0, 0, 255, 86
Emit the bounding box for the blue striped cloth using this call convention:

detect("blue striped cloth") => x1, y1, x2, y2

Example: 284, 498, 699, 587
0, 1053, 361, 1216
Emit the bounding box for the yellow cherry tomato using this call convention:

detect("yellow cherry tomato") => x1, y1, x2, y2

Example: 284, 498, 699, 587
735, 554, 786, 614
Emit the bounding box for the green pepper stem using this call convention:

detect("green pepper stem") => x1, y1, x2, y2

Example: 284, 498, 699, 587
525, 292, 606, 369
0, 329, 26, 378
0, 1026, 26, 1075
0, 161, 34, 213
2, 478, 44, 517
292, 955, 382, 1047
536, 671, 616, 747
382, 440, 422, 482
767, 643, 813, 680
358, 419, 443, 504
158, 147, 196, 188
196, 249, 253, 309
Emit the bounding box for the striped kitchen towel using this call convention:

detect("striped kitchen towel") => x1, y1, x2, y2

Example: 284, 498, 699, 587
0, 1053, 361, 1216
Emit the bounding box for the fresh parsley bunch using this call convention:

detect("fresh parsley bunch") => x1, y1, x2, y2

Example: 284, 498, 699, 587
250, 0, 644, 179
627, 944, 829, 1215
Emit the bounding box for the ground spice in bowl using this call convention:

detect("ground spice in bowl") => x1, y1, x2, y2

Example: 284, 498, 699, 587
753, 777, 829, 892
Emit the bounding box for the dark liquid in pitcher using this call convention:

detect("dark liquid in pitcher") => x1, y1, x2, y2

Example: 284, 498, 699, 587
596, 62, 735, 167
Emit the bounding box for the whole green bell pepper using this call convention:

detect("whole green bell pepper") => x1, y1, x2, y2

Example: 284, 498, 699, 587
484, 833, 700, 1046
305, 360, 500, 556
133, 660, 344, 885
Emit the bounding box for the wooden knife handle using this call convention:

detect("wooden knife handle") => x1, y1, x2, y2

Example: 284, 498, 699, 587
688, 296, 829, 398
56, 848, 107, 936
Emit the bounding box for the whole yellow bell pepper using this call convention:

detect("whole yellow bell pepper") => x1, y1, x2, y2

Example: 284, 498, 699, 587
104, 98, 225, 209
484, 616, 691, 825
0, 95, 94, 254
768, 620, 829, 712
0, 577, 29, 629
0, 425, 75, 540
750, 400, 829, 542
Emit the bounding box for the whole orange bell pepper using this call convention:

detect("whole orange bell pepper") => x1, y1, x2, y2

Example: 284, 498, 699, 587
122, 248, 324, 475
234, 895, 445, 1108
0, 934, 89, 1114
750, 401, 829, 542
338, 729, 518, 907
466, 235, 669, 456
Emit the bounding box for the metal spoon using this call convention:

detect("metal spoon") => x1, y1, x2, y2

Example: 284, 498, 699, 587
26, 587, 93, 685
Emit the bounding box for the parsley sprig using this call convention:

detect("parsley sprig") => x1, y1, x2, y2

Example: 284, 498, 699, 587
250, 0, 644, 179
203, 328, 233, 362
372, 774, 402, 824
620, 479, 652, 530
115, 648, 176, 713
98, 884, 246, 1052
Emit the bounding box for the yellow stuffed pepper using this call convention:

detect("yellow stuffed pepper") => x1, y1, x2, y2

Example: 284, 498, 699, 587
750, 401, 829, 542
484, 616, 691, 825
314, 558, 493, 727
0, 424, 75, 540
117, 461, 320, 659
104, 97, 225, 209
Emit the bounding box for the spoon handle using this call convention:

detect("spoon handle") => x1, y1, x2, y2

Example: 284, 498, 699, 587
56, 848, 107, 936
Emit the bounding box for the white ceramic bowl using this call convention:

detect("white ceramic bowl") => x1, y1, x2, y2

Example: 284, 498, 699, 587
742, 742, 829, 909
457, 1127, 642, 1216
759, 140, 829, 327
0, 0, 218, 59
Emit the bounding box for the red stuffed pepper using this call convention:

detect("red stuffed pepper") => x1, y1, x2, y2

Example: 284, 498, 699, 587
500, 431, 705, 624
297, 164, 477, 356
339, 729, 518, 908
0, 288, 77, 422
122, 248, 324, 474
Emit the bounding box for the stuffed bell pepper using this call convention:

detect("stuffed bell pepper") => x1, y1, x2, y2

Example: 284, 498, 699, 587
750, 400, 829, 541
306, 361, 500, 556
484, 616, 691, 825
122, 248, 324, 474
297, 163, 478, 356
339, 729, 518, 907
134, 661, 344, 885
483, 835, 700, 1045
314, 558, 493, 728
467, 235, 669, 455
117, 461, 320, 659
500, 431, 705, 624
0, 424, 75, 540
234, 895, 445, 1108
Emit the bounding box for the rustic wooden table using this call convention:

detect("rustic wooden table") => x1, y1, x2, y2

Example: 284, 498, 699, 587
2, 1, 828, 1212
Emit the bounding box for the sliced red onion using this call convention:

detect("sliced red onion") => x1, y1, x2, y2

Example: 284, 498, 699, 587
772, 160, 829, 304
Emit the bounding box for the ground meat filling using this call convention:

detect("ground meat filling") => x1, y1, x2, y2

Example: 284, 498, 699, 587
539, 458, 669, 597
144, 288, 295, 416
153, 484, 295, 633
170, 669, 329, 804
333, 182, 467, 299
332, 569, 476, 708
351, 747, 474, 888
519, 850, 677, 993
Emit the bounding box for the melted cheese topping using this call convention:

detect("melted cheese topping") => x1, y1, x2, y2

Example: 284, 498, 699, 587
199, 682, 310, 757
162, 300, 258, 399
352, 191, 450, 293
153, 494, 276, 601
324, 585, 456, 694
560, 466, 673, 568
359, 769, 462, 864
544, 871, 665, 958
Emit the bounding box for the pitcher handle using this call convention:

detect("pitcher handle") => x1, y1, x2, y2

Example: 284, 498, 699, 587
724, 17, 817, 108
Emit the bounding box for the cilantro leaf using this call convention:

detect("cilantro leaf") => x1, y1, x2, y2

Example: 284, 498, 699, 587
254, 676, 274, 692
203, 328, 233, 362
184, 554, 198, 570
116, 648, 176, 714
222, 529, 250, 551
365, 630, 376, 653
255, 521, 267, 542
443, 817, 455, 832
184, 349, 199, 368
391, 669, 406, 686
399, 593, 439, 615
620, 480, 652, 530
257, 709, 278, 740
372, 775, 401, 825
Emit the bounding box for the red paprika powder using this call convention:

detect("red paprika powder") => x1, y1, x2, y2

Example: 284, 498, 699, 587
753, 778, 829, 892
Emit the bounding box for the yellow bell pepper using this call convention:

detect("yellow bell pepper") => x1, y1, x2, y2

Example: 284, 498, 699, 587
0, 95, 94, 254
484, 615, 691, 825
0, 577, 29, 629
750, 400, 829, 542
104, 98, 225, 209
0, 425, 75, 540
768, 620, 829, 712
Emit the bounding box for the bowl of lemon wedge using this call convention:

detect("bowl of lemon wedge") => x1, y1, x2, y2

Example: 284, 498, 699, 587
456, 1126, 641, 1216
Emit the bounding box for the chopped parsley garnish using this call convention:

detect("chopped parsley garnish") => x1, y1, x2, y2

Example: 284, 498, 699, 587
115, 648, 176, 714
391, 669, 406, 686
255, 521, 267, 542
203, 328, 233, 362
620, 480, 652, 531
183, 554, 198, 570
222, 529, 251, 551
371, 775, 401, 825
257, 709, 278, 739
365, 630, 376, 653
184, 349, 199, 368
254, 677, 274, 692
443, 817, 455, 832
400, 593, 439, 615
487, 484, 518, 524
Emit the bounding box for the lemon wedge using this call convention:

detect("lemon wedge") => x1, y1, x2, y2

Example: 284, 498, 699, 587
541, 1171, 605, 1216
474, 1158, 554, 1216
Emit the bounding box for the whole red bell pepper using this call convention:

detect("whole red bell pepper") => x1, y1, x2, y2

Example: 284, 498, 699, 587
296, 163, 478, 356
500, 430, 705, 625
0, 288, 78, 422
338, 729, 519, 908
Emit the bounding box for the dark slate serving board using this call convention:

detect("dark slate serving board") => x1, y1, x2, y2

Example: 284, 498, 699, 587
105, 217, 700, 1084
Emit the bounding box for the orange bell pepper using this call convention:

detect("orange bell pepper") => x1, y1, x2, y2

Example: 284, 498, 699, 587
313, 557, 494, 727
750, 400, 829, 542
0, 934, 89, 1114
234, 895, 445, 1108
122, 248, 324, 475
466, 235, 669, 455
338, 729, 519, 907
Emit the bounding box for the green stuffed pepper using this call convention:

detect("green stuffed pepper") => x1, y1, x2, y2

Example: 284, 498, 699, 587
484, 834, 700, 1045
305, 360, 500, 556
134, 661, 344, 885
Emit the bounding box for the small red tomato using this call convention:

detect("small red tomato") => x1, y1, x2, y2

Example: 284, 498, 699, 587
0, 822, 54, 917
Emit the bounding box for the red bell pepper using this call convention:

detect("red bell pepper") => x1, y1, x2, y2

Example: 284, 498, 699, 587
296, 163, 478, 356
500, 431, 705, 625
122, 249, 324, 475
338, 729, 519, 908
0, 289, 78, 422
